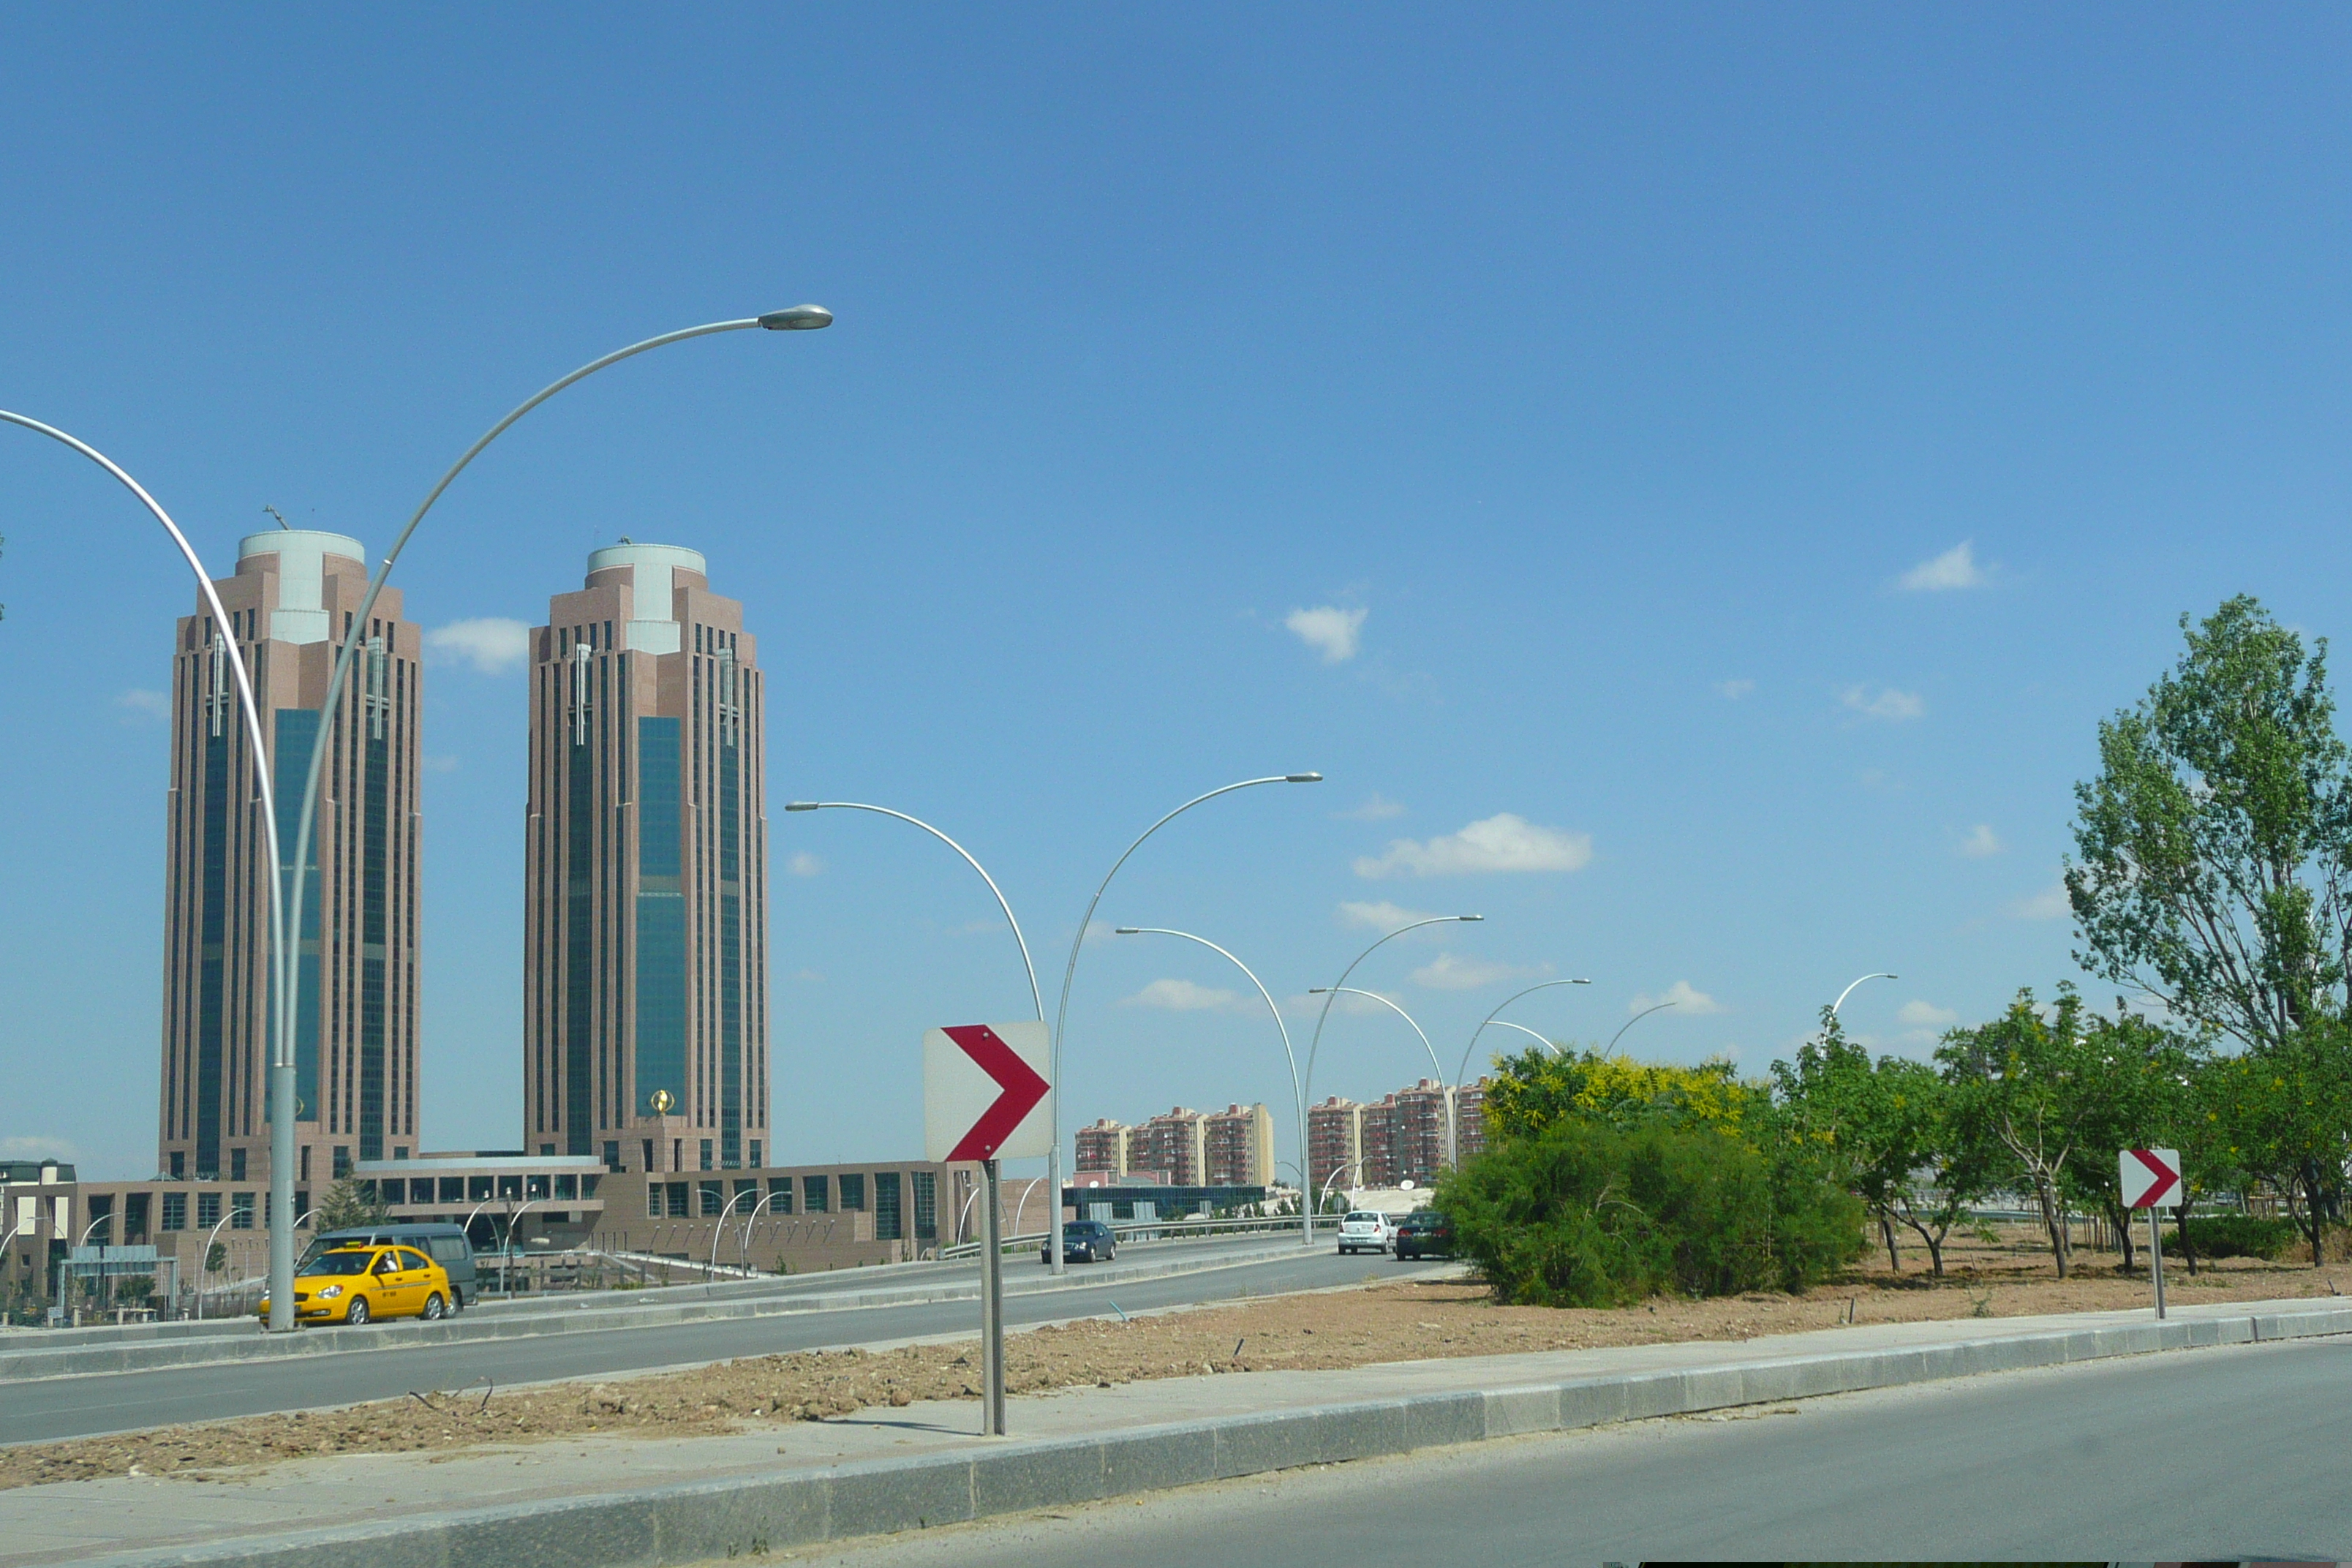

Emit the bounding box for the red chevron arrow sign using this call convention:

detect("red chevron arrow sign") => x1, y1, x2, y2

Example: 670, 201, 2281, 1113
2121, 1147, 2182, 1209
923, 1021, 1053, 1163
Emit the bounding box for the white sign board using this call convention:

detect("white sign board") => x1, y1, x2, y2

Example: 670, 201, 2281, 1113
923, 1021, 1053, 1163
2120, 1147, 2183, 1209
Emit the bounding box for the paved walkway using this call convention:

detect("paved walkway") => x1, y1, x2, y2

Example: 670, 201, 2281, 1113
11, 1293, 2347, 1567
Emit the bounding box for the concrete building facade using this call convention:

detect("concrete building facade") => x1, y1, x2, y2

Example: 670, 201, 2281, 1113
1202, 1102, 1275, 1186
159, 530, 423, 1186
524, 543, 769, 1174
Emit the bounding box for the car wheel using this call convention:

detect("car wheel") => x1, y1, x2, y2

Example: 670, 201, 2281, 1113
421, 1292, 447, 1322
344, 1295, 370, 1326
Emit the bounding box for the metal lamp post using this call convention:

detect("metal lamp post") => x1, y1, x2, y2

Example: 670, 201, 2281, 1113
783, 797, 1039, 1437
1308, 986, 1450, 1170
1453, 977, 1593, 1165
1110, 927, 1311, 1247
1607, 1000, 1678, 1054
1303, 916, 1482, 1191
265, 306, 832, 1333
1045, 774, 1321, 1275
1831, 973, 1898, 1016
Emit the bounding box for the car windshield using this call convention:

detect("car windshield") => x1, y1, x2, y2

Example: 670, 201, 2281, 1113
304, 1251, 378, 1277
1407, 1211, 1440, 1223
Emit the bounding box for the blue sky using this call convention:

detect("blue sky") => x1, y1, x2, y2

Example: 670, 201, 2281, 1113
6, 7, 2352, 1180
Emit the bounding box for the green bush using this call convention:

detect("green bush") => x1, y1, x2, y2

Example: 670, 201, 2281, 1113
2178, 1213, 2296, 1259
1438, 1115, 1865, 1307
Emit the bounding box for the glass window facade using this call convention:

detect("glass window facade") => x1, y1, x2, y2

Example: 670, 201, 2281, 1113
802, 1175, 829, 1213
875, 1172, 901, 1241
840, 1172, 865, 1212
162, 1192, 186, 1231
633, 717, 686, 1118
913, 1172, 937, 1241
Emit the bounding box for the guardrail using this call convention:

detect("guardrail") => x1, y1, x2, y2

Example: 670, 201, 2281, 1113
938, 1213, 1305, 1260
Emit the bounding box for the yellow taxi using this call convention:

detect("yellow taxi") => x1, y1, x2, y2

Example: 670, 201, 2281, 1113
256, 1243, 455, 1326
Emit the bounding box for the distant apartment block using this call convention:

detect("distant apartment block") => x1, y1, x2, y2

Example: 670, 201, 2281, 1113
1074, 1118, 1134, 1177
1131, 1107, 1206, 1188
1202, 1104, 1275, 1186
1305, 1077, 1491, 1196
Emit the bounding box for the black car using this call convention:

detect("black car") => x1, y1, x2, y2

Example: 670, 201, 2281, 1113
1392, 1209, 1455, 1260
1043, 1219, 1118, 1264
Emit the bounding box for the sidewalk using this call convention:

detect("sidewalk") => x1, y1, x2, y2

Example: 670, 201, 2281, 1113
21, 1294, 2352, 1568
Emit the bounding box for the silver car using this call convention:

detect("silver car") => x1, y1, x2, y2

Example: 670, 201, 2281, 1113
1335, 1210, 1395, 1255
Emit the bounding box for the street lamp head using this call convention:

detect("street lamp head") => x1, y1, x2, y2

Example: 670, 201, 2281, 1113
1284, 772, 1324, 783
758, 305, 834, 331
1572, 978, 1591, 984
1309, 987, 1332, 994
1112, 927, 1141, 935
1456, 914, 1484, 921
784, 801, 821, 812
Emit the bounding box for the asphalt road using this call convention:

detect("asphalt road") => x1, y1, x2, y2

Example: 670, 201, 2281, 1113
1, 1245, 1432, 1446
765, 1335, 2352, 1566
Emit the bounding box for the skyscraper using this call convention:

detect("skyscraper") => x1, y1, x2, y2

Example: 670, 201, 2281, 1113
524, 543, 769, 1174
159, 531, 423, 1187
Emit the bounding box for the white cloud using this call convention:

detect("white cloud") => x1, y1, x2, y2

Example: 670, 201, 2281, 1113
1841, 685, 1925, 721
0, 1135, 78, 1161
1899, 540, 1990, 592
116, 689, 169, 721
1338, 900, 1439, 930
1120, 978, 1250, 1014
423, 754, 460, 774
1354, 813, 1593, 878
2010, 883, 2071, 921
423, 617, 531, 674
1714, 679, 1756, 700
789, 968, 825, 983
787, 852, 824, 877
1286, 606, 1367, 664
1335, 794, 1406, 822
1630, 980, 1722, 1016
1409, 953, 1545, 991
1897, 1000, 1959, 1028
1957, 824, 2002, 858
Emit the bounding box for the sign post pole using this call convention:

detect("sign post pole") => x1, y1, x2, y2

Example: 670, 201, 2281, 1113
981, 1158, 1006, 1436
924, 1021, 1051, 1441
2121, 1147, 2181, 1322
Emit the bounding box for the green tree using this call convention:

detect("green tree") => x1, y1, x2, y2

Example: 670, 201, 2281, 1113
2058, 1008, 2205, 1273
1437, 1114, 1862, 1307
2067, 596, 2352, 1052
316, 1176, 386, 1232
1772, 1009, 1997, 1278
1481, 1045, 1755, 1143
2206, 1020, 2352, 1264
1938, 987, 2106, 1278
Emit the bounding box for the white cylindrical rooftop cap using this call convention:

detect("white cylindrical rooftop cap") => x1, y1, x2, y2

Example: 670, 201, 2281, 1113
587, 542, 706, 579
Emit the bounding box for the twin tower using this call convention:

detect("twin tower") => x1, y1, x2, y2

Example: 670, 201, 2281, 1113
158, 533, 769, 1188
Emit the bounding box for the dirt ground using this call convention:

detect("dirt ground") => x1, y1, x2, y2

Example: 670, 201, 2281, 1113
4, 1224, 2342, 1493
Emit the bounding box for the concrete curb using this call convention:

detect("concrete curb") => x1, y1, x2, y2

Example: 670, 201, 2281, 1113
0, 1245, 1306, 1384
72, 1303, 2352, 1568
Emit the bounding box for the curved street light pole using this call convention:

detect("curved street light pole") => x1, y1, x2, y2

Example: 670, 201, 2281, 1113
271, 306, 832, 1335
1455, 978, 1594, 1088
1112, 927, 1313, 1248
1831, 973, 1899, 1016
0, 415, 290, 1319
785, 796, 1036, 1439
1453, 976, 1592, 1166
194, 1202, 254, 1321
1305, 918, 1482, 1112
1484, 1019, 1558, 1054
1044, 774, 1320, 1275
1308, 985, 1450, 1166
502, 1198, 540, 1296
1606, 1000, 1679, 1055
783, 802, 1043, 1017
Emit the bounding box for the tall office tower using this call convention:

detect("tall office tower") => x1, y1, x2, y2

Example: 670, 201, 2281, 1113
159, 531, 423, 1186
524, 543, 769, 1174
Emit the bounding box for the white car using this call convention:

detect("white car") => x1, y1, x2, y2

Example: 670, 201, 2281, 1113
1335, 1210, 1396, 1255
